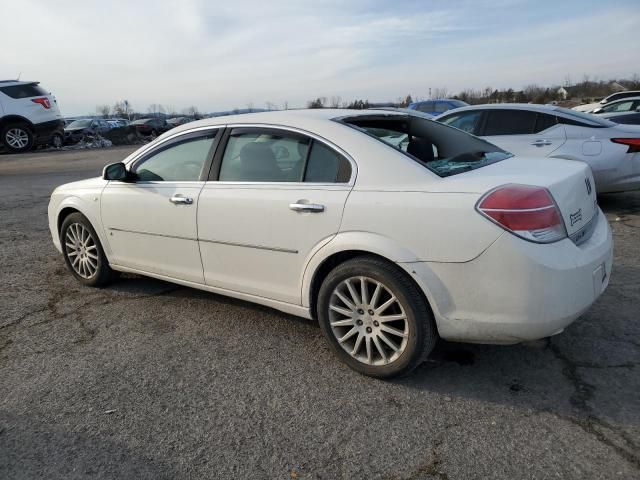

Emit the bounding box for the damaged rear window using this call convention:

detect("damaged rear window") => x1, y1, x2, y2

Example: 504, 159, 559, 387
337, 113, 512, 177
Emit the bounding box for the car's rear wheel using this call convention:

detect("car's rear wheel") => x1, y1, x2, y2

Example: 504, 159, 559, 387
2, 124, 34, 153
317, 256, 437, 378
60, 212, 117, 287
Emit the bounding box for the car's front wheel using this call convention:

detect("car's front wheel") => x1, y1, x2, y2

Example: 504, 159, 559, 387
2, 124, 34, 153
317, 256, 437, 378
60, 212, 117, 287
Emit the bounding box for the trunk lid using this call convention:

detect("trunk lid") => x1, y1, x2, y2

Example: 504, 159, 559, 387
440, 156, 598, 239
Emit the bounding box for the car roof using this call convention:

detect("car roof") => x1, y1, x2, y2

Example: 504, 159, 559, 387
167, 108, 405, 136
600, 96, 640, 104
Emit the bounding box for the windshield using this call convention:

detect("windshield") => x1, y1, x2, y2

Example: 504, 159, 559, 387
67, 120, 92, 128
554, 107, 615, 127
338, 113, 512, 177
131, 119, 149, 125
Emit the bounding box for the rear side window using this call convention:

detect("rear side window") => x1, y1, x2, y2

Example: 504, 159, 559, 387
0, 83, 48, 99
433, 102, 449, 113
415, 102, 434, 113
534, 113, 558, 133
304, 142, 351, 183
484, 110, 537, 135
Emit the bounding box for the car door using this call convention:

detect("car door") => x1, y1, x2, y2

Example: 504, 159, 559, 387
197, 126, 354, 305
101, 128, 221, 283
480, 109, 566, 157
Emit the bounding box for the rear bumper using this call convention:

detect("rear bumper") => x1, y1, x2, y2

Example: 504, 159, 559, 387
405, 210, 613, 344
593, 152, 640, 193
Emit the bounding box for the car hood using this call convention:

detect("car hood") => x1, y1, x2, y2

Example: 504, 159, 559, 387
65, 127, 89, 133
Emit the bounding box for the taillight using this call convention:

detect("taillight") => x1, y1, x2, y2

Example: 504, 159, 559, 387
476, 184, 567, 243
31, 97, 51, 109
611, 138, 640, 153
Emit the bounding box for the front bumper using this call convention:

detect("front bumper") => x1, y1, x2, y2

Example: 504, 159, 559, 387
405, 209, 613, 344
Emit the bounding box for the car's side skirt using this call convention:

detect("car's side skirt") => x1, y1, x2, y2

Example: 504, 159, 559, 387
110, 264, 313, 320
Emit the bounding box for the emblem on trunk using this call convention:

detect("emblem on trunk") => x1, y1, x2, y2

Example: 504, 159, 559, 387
570, 208, 583, 226
585, 178, 592, 195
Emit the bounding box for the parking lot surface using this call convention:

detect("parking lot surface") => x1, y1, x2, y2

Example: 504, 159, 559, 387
1, 147, 639, 479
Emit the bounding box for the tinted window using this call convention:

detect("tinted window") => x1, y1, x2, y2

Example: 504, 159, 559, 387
440, 111, 483, 134
416, 102, 434, 113
433, 102, 450, 113
555, 108, 614, 127
602, 101, 634, 113
304, 142, 351, 183
219, 130, 310, 182
484, 110, 536, 135
534, 113, 558, 133
133, 132, 216, 181
0, 83, 48, 99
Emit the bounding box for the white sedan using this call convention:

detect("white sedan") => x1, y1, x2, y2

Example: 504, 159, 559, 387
48, 109, 612, 378
435, 104, 640, 193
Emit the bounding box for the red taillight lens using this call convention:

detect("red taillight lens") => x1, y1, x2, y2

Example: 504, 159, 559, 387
477, 184, 567, 243
31, 97, 51, 109
611, 138, 640, 153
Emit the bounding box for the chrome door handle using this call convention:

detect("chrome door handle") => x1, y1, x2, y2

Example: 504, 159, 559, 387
170, 195, 193, 205
531, 139, 552, 146
289, 202, 325, 213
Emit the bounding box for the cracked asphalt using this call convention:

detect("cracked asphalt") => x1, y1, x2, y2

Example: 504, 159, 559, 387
1, 147, 639, 479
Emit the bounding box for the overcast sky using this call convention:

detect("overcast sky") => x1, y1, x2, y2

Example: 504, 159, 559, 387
1, 0, 639, 115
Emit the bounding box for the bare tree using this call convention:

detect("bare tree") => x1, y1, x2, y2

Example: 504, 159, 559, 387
183, 106, 200, 118
147, 104, 166, 117
265, 101, 277, 111
432, 88, 448, 99
329, 96, 342, 108
282, 100, 289, 110
246, 102, 254, 111
96, 104, 111, 118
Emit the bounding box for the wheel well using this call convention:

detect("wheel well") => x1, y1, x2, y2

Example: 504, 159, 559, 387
57, 207, 80, 234
308, 250, 431, 321
0, 115, 34, 131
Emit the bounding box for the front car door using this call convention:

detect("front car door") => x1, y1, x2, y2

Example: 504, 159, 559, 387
101, 128, 221, 283
197, 126, 354, 305
480, 109, 566, 157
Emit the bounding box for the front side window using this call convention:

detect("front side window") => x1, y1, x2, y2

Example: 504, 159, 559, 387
218, 129, 350, 183
439, 111, 483, 134
533, 113, 558, 133
484, 110, 537, 135
133, 131, 217, 181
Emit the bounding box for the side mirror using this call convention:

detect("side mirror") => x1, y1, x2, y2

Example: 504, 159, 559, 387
103, 162, 131, 181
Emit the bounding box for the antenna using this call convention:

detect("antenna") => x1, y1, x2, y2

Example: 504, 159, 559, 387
17, 72, 21, 80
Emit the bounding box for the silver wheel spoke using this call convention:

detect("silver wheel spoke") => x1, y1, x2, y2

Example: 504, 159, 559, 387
375, 295, 397, 315
345, 279, 361, 306
330, 318, 355, 327
329, 304, 353, 317
65, 223, 99, 278
373, 336, 387, 364
360, 277, 369, 305
335, 290, 356, 311
365, 336, 373, 364
86, 251, 98, 260
380, 324, 407, 338
370, 282, 382, 309
378, 331, 399, 352
338, 326, 358, 344
351, 333, 364, 356
378, 313, 406, 322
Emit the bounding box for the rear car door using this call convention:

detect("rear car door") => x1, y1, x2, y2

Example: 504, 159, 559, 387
481, 109, 566, 157
101, 128, 221, 283
197, 126, 354, 304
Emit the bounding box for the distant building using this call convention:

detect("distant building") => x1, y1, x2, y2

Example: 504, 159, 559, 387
557, 87, 568, 100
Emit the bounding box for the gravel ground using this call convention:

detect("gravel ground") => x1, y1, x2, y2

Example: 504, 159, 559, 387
1, 147, 639, 479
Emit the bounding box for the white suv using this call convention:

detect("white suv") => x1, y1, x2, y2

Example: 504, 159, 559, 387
0, 80, 64, 153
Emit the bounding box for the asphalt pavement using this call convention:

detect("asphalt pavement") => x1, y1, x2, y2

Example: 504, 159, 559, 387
1, 146, 639, 479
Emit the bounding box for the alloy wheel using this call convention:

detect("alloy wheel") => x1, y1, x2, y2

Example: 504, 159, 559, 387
64, 223, 99, 279
5, 128, 29, 149
329, 276, 409, 366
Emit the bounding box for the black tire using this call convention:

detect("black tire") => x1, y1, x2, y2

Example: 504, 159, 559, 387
1, 123, 34, 153
51, 133, 63, 149
60, 212, 117, 287
317, 256, 437, 379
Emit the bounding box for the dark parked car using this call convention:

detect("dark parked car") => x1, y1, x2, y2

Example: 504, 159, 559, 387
131, 118, 169, 136
64, 119, 111, 144
166, 116, 192, 128
408, 99, 469, 115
